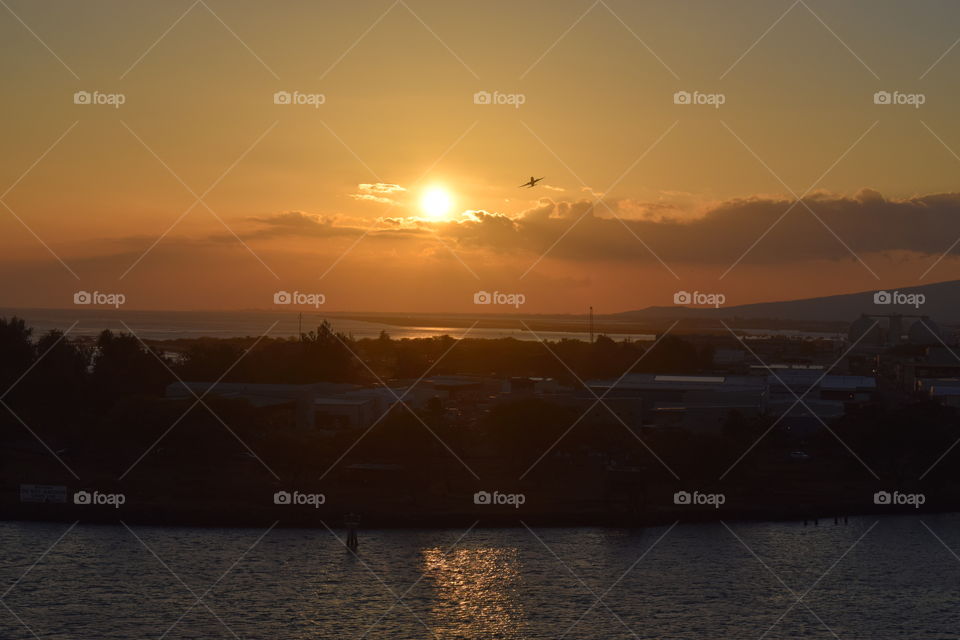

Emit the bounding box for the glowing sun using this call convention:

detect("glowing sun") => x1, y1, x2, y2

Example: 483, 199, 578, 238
420, 186, 454, 219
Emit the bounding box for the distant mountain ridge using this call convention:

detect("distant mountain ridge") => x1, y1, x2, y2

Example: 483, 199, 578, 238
613, 280, 960, 323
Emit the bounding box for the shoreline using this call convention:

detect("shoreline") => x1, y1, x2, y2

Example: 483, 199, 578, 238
1, 502, 946, 531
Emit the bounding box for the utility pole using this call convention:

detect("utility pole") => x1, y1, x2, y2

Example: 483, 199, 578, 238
589, 306, 594, 343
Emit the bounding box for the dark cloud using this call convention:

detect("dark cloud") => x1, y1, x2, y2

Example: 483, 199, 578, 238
58, 191, 960, 269
433, 191, 960, 265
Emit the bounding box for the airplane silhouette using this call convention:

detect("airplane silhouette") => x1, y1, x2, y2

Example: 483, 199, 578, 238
519, 176, 544, 188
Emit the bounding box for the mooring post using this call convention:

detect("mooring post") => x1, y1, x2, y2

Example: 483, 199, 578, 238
345, 513, 360, 551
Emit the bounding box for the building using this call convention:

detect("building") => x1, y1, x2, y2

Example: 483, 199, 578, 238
164, 381, 436, 430
917, 378, 960, 408
586, 374, 767, 434
765, 371, 876, 437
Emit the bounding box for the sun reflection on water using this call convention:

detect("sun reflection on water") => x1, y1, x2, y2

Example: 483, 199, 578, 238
422, 546, 527, 638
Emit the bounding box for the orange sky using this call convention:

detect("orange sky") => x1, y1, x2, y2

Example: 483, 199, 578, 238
3, 0, 960, 313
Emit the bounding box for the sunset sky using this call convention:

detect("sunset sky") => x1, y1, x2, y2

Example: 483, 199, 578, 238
3, 0, 960, 312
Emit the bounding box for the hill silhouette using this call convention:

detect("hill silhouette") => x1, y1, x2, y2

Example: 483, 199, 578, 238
613, 279, 960, 323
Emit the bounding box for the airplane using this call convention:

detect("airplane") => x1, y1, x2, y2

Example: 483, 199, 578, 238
519, 176, 544, 188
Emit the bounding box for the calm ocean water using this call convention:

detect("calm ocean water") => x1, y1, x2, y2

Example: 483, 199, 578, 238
1, 514, 958, 639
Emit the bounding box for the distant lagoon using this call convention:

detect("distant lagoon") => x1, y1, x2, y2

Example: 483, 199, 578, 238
0, 308, 844, 342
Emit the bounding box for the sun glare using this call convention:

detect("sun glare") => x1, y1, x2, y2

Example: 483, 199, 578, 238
420, 186, 454, 219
